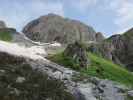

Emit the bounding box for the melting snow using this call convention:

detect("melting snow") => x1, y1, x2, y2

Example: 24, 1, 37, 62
50, 42, 61, 47
0, 40, 47, 60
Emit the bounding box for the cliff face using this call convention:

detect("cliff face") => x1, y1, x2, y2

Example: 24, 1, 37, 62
23, 13, 103, 44
104, 28, 133, 71
118, 28, 133, 71
88, 28, 133, 71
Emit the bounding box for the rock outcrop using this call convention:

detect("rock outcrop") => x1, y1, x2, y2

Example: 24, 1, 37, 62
88, 28, 133, 71
95, 32, 105, 42
23, 13, 103, 45
102, 29, 133, 71
64, 41, 90, 68
0, 21, 6, 28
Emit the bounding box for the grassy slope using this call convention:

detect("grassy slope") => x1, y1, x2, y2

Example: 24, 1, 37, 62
0, 31, 12, 41
48, 52, 133, 87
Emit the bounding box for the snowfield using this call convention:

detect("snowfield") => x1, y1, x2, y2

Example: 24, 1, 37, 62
0, 40, 47, 60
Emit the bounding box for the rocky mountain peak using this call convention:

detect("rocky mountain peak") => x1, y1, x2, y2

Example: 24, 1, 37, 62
23, 13, 103, 45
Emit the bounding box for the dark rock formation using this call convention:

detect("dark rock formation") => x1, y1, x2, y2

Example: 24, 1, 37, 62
88, 28, 133, 71
95, 32, 105, 42
103, 29, 133, 71
23, 13, 103, 44
64, 41, 90, 68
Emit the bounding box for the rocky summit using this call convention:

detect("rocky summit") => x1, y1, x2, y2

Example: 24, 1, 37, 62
23, 13, 103, 44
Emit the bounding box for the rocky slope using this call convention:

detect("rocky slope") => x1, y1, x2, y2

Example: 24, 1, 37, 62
0, 40, 132, 100
23, 13, 103, 45
88, 28, 133, 71
0, 52, 75, 100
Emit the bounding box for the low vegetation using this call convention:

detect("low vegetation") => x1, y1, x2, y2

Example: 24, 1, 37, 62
48, 52, 133, 87
0, 54, 75, 100
0, 31, 12, 41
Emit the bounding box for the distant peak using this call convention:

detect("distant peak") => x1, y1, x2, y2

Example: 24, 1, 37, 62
40, 13, 62, 19
47, 13, 60, 16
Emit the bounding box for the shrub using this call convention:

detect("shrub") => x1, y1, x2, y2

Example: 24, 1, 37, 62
0, 62, 75, 100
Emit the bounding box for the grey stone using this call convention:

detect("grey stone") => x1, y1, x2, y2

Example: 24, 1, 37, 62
128, 90, 133, 97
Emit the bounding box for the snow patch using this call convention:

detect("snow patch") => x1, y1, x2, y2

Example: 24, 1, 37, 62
0, 40, 47, 60
50, 42, 61, 47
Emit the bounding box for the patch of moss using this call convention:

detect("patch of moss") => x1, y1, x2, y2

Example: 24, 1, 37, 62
48, 53, 81, 70
0, 31, 12, 41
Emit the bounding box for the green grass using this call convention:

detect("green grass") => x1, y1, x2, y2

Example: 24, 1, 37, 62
83, 53, 133, 87
48, 52, 133, 87
48, 53, 81, 70
0, 31, 12, 41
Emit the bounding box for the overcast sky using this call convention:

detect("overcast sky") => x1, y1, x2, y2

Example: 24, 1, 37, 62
0, 0, 133, 36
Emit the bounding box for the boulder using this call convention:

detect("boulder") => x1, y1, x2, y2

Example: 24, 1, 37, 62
64, 41, 90, 68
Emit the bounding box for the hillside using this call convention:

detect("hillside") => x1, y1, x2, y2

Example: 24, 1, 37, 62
0, 51, 75, 100
0, 15, 133, 100
48, 43, 133, 87
0, 40, 132, 100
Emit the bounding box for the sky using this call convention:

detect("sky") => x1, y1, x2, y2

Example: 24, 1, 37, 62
0, 0, 133, 36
